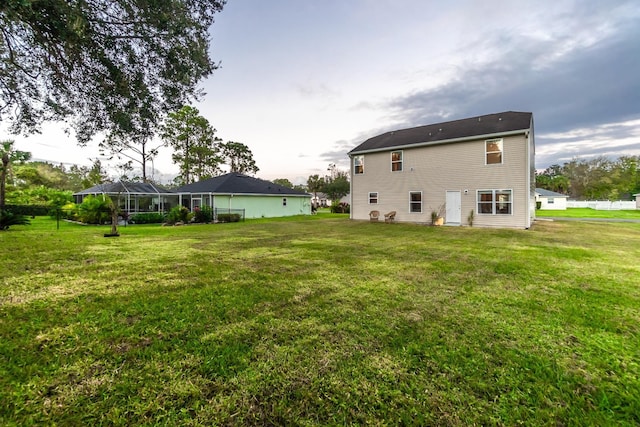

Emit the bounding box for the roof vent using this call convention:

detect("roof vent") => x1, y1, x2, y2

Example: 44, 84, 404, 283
498, 117, 502, 121
439, 128, 442, 132
478, 117, 481, 121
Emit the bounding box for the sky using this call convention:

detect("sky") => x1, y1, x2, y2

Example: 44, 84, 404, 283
7, 0, 640, 185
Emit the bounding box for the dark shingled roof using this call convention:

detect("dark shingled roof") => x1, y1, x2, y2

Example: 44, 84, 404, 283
176, 173, 310, 196
74, 181, 174, 195
349, 111, 533, 154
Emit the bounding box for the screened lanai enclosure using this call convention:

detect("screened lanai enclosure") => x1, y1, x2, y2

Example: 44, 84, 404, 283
73, 182, 178, 214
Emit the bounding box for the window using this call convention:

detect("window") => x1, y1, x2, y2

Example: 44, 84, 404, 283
548, 198, 554, 204
369, 192, 378, 204
485, 138, 503, 164
282, 198, 287, 207
354, 155, 364, 174
477, 190, 512, 215
391, 150, 403, 171
409, 191, 422, 213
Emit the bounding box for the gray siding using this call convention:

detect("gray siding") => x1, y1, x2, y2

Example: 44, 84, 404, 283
351, 133, 532, 228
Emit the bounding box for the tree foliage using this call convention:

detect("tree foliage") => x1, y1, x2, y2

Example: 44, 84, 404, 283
1, 140, 31, 211
220, 141, 259, 175
12, 159, 106, 192
272, 178, 293, 189
323, 164, 350, 202
1, 0, 225, 144
306, 174, 324, 199
161, 105, 222, 185
536, 155, 640, 200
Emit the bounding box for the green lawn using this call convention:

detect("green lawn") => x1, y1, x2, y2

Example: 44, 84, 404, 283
1, 216, 639, 425
538, 207, 640, 219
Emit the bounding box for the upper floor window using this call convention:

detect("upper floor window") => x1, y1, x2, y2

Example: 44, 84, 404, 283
391, 150, 403, 172
354, 155, 364, 174
369, 192, 378, 204
477, 189, 512, 215
485, 138, 503, 164
409, 191, 422, 213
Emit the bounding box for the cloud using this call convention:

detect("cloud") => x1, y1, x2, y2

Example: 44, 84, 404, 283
375, 4, 640, 169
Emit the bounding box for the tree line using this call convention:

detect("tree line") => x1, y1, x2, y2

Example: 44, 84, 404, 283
536, 156, 640, 200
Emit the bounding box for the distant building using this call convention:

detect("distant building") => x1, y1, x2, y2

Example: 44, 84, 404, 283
535, 188, 568, 210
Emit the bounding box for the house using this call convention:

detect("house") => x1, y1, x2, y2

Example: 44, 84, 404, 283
634, 194, 640, 210
73, 181, 177, 214
535, 188, 568, 210
348, 111, 535, 229
310, 192, 351, 208
175, 173, 312, 219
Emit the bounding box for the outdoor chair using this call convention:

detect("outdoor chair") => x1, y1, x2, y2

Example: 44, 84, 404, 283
384, 211, 396, 223
369, 210, 380, 222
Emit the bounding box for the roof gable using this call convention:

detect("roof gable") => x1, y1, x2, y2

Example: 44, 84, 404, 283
176, 173, 310, 196
349, 111, 532, 154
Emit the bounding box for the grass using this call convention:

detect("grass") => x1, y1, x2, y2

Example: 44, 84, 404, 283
1, 215, 639, 426
538, 207, 640, 219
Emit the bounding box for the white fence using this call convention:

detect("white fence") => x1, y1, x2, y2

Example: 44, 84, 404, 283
567, 200, 637, 210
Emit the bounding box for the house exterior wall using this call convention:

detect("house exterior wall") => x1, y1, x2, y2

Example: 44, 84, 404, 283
206, 194, 311, 218
350, 133, 532, 228
536, 195, 567, 210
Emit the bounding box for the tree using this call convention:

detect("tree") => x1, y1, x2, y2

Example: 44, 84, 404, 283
272, 178, 293, 189
68, 159, 108, 190
323, 164, 350, 202
99, 134, 164, 182
1, 0, 225, 145
161, 106, 222, 185
1, 140, 31, 212
220, 141, 259, 175
307, 174, 325, 201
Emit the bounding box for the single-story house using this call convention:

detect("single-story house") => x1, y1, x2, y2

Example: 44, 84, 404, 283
535, 188, 568, 210
73, 182, 177, 213
175, 173, 312, 218
310, 192, 351, 208
348, 111, 535, 228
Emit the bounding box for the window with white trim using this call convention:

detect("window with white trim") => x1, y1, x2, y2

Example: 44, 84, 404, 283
391, 150, 403, 172
369, 192, 378, 204
354, 155, 364, 174
409, 191, 422, 213
485, 138, 503, 164
477, 189, 512, 215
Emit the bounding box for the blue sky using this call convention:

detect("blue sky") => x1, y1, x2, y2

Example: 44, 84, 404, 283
10, 0, 640, 184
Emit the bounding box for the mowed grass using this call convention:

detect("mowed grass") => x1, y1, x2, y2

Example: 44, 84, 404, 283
1, 216, 639, 426
538, 207, 640, 219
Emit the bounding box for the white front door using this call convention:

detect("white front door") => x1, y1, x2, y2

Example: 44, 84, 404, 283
446, 191, 461, 224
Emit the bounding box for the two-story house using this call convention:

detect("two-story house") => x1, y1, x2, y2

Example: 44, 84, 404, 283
348, 111, 535, 229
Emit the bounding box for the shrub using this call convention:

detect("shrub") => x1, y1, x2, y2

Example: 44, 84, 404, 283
130, 212, 165, 224
216, 213, 241, 223
77, 195, 111, 224
193, 206, 213, 223
3, 204, 49, 216
0, 210, 31, 230
330, 201, 350, 213
59, 202, 79, 220
166, 206, 191, 224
